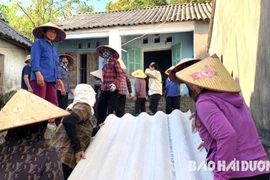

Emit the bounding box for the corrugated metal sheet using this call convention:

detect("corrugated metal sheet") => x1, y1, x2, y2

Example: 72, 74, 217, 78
69, 110, 213, 180
59, 3, 212, 31
0, 19, 31, 49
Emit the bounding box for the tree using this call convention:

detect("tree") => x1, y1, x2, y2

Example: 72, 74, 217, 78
106, 0, 168, 11
0, 0, 94, 41
169, 0, 212, 5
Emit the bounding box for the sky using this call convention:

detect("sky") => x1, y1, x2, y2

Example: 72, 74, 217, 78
5, 0, 116, 12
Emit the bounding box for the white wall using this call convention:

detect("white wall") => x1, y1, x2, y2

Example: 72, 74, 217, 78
0, 39, 29, 93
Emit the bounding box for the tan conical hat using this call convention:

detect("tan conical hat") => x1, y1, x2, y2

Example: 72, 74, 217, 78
96, 45, 119, 59
131, 69, 147, 79
165, 66, 175, 75
90, 70, 103, 80
169, 58, 201, 84
118, 58, 127, 69
32, 22, 66, 42
0, 89, 70, 132
175, 57, 241, 93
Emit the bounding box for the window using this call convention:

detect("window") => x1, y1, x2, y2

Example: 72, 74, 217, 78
154, 35, 160, 43
143, 38, 148, 44
86, 42, 91, 48
80, 54, 87, 83
77, 43, 81, 49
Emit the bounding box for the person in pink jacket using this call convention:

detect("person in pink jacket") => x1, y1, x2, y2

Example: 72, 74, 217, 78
174, 55, 270, 180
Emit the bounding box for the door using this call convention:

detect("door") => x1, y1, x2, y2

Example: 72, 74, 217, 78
171, 43, 182, 66
127, 48, 142, 96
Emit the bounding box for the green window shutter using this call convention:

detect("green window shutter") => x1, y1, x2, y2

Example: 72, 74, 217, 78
171, 43, 182, 66
127, 48, 142, 96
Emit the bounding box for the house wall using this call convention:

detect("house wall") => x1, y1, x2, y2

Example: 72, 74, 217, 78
209, 0, 270, 136
194, 21, 209, 59
0, 39, 29, 93
122, 32, 194, 65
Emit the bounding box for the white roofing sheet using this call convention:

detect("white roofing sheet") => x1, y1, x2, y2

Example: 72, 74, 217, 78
69, 110, 213, 180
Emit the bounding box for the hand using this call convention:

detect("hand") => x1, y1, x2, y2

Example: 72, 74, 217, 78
128, 93, 132, 99
69, 91, 74, 96
60, 90, 66, 96
28, 87, 33, 93
36, 73, 44, 87
197, 141, 204, 150
99, 122, 105, 127
133, 97, 137, 102
109, 83, 116, 92
57, 79, 65, 92
189, 112, 199, 132
75, 151, 86, 164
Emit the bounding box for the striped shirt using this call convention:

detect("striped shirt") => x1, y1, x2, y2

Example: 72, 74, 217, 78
49, 103, 93, 169
102, 59, 123, 91
118, 72, 132, 95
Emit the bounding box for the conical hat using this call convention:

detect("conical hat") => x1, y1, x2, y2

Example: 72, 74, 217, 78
25, 54, 31, 63
0, 89, 70, 132
96, 45, 119, 59
32, 22, 66, 42
118, 58, 127, 69
90, 70, 103, 80
59, 54, 74, 67
175, 57, 241, 93
131, 69, 147, 79
169, 58, 201, 84
165, 66, 175, 75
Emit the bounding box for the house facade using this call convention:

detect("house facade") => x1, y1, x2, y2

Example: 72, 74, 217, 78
0, 18, 31, 107
57, 2, 212, 94
208, 0, 270, 144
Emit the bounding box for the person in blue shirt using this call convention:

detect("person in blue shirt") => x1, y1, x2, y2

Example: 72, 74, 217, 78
21, 54, 33, 92
30, 22, 65, 110
164, 66, 181, 114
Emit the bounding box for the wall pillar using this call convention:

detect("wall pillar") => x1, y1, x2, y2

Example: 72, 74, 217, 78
109, 29, 122, 58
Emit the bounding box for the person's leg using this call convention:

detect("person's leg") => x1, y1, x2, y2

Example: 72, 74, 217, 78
141, 98, 146, 112
172, 96, 180, 111
135, 98, 140, 115
109, 91, 122, 117
107, 98, 113, 115
45, 82, 58, 106
57, 90, 65, 109
62, 163, 73, 180
149, 94, 161, 114
97, 91, 110, 124
166, 97, 173, 114
31, 80, 47, 99
118, 95, 126, 117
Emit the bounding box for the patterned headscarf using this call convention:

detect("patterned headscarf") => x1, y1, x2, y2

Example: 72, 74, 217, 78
102, 51, 113, 64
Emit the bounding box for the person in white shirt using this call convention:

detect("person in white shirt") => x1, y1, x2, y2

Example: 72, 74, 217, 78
145, 62, 162, 114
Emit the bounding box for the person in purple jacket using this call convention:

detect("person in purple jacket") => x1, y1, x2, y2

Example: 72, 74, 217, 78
175, 55, 270, 180
131, 69, 147, 116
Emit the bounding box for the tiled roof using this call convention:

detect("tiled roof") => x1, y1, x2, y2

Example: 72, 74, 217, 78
59, 2, 212, 31
0, 19, 31, 49
68, 110, 214, 180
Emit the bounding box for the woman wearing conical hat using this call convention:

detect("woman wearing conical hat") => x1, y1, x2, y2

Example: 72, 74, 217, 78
164, 66, 181, 114
131, 69, 147, 116
95, 45, 123, 124
30, 22, 66, 111
175, 55, 270, 180
0, 89, 70, 179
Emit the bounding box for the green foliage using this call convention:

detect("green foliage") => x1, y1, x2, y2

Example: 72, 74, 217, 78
169, 0, 212, 5
0, 0, 94, 41
106, 0, 168, 11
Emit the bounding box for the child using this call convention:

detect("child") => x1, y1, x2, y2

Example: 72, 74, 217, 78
131, 69, 147, 116
164, 66, 181, 114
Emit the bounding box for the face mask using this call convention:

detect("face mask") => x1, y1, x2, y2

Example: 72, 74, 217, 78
63, 61, 68, 66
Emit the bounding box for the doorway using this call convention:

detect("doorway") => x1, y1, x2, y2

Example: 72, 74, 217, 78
144, 50, 172, 84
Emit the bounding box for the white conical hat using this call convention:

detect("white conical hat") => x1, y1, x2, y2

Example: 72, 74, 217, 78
90, 70, 103, 80
0, 89, 70, 132
118, 58, 127, 70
